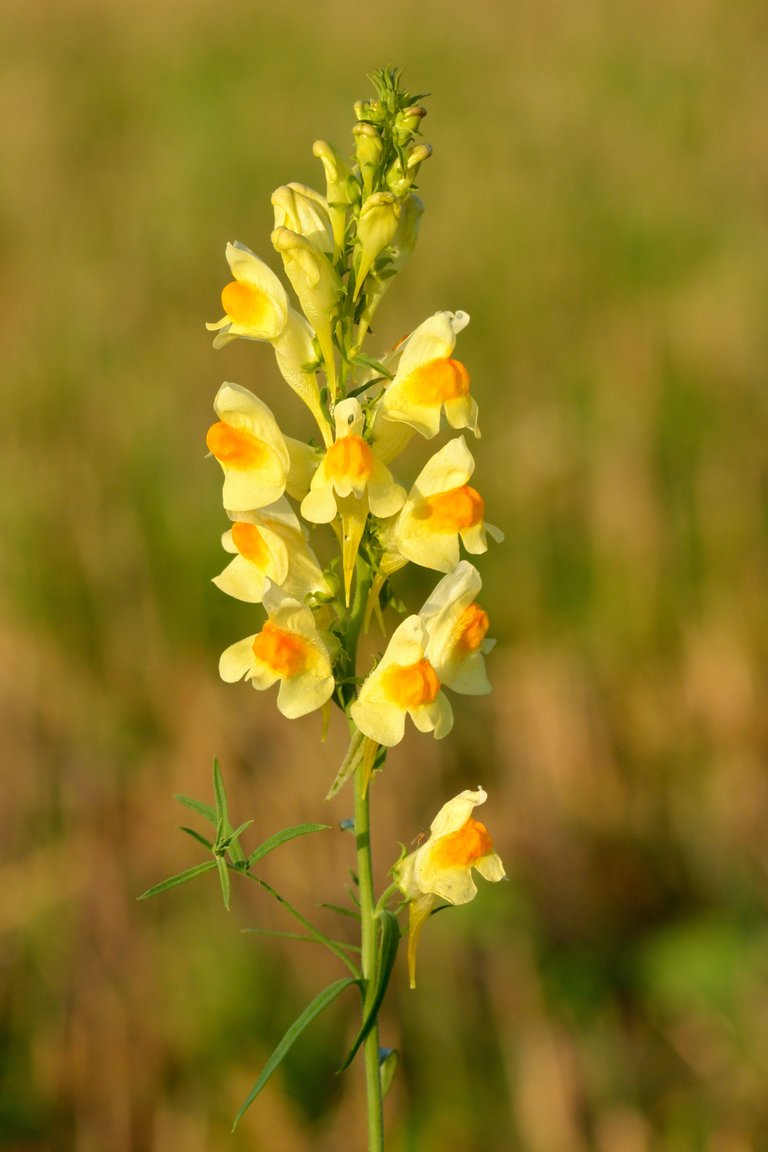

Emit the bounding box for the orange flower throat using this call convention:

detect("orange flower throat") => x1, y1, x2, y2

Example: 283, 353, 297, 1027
431, 818, 493, 869
380, 658, 440, 709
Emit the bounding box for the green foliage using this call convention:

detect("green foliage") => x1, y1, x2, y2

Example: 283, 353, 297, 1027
232, 977, 360, 1130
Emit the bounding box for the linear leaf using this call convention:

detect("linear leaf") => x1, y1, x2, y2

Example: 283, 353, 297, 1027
319, 902, 361, 921
212, 757, 228, 822
241, 873, 360, 976
177, 825, 214, 851
247, 823, 330, 866
242, 928, 361, 952
216, 854, 231, 911
337, 910, 400, 1072
174, 794, 216, 824
137, 860, 217, 901
233, 978, 359, 1129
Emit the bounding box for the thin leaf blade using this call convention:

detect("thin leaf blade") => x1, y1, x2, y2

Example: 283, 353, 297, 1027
337, 910, 400, 1072
247, 823, 330, 867
233, 977, 359, 1129
174, 794, 217, 824
137, 860, 217, 901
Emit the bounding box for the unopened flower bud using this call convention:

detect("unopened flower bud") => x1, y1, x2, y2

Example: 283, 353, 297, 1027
354, 98, 385, 125
386, 143, 432, 195
312, 140, 352, 256
271, 183, 333, 254
272, 226, 341, 397
394, 104, 427, 146
356, 194, 423, 342
353, 122, 383, 198
354, 192, 400, 300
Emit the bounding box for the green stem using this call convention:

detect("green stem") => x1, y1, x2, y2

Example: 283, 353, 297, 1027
342, 556, 384, 1150
355, 747, 384, 1152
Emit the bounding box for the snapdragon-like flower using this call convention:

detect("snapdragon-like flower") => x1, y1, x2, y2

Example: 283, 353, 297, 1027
206, 383, 291, 512
350, 615, 452, 747
301, 397, 406, 602
206, 242, 289, 349
213, 498, 331, 605
219, 584, 334, 718
394, 787, 506, 987
373, 310, 479, 445
386, 436, 503, 572
421, 561, 495, 694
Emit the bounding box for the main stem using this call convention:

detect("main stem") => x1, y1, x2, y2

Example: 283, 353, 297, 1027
346, 559, 384, 1152
355, 752, 384, 1152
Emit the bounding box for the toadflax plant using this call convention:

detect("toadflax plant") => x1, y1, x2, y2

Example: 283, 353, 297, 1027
141, 67, 506, 1150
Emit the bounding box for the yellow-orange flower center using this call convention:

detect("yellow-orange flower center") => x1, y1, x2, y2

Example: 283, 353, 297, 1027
455, 603, 489, 654
231, 521, 270, 567
418, 485, 484, 532
251, 621, 311, 678
325, 435, 373, 483
400, 358, 470, 406
430, 818, 493, 869
206, 421, 270, 470
380, 658, 440, 709
221, 280, 273, 330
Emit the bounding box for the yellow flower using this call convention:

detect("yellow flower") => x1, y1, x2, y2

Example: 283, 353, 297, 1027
301, 398, 405, 522
206, 242, 289, 349
219, 584, 334, 718
213, 498, 331, 605
386, 436, 503, 572
301, 398, 406, 604
421, 561, 495, 694
373, 311, 479, 444
350, 615, 453, 747
394, 787, 506, 987
206, 383, 291, 512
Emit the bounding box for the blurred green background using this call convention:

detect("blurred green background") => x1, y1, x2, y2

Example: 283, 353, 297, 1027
2, 0, 767, 1148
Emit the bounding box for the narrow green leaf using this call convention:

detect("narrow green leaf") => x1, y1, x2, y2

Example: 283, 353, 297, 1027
349, 352, 393, 379
233, 978, 359, 1129
337, 910, 400, 1072
247, 823, 330, 867
216, 854, 231, 911
242, 928, 361, 952
223, 819, 251, 867
240, 873, 360, 976
174, 794, 217, 825
213, 758, 228, 820
320, 902, 361, 921
137, 860, 217, 900
177, 826, 213, 851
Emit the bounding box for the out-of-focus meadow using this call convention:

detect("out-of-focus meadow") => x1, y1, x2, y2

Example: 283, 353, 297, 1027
2, 0, 767, 1148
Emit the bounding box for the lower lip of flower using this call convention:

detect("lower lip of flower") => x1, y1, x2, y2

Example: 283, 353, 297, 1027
325, 435, 374, 484
206, 421, 271, 470
221, 279, 273, 329
430, 817, 493, 869
418, 484, 484, 531
252, 620, 312, 678
380, 658, 440, 708
400, 357, 470, 406
455, 603, 489, 653
231, 521, 270, 566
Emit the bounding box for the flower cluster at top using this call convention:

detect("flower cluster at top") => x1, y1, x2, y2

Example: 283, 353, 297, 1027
205, 68, 503, 751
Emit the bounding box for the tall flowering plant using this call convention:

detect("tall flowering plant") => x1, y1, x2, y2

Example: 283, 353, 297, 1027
141, 68, 505, 1150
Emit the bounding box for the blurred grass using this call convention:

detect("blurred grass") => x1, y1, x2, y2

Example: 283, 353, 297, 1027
1, 0, 768, 1148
